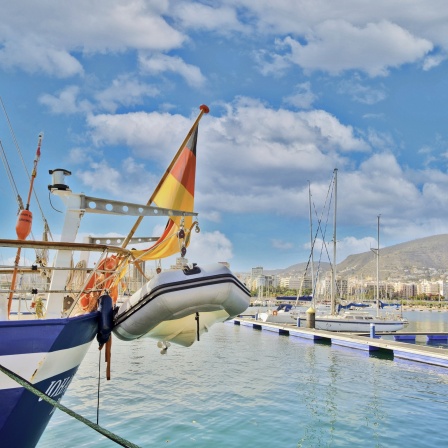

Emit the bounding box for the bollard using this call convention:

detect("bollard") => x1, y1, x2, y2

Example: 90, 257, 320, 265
370, 323, 376, 338
306, 307, 315, 329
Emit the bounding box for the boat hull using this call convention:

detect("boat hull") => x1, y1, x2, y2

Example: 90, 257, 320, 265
257, 311, 298, 324
113, 264, 250, 346
313, 317, 406, 332
0, 313, 99, 447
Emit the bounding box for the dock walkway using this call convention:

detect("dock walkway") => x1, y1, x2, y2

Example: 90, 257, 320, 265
233, 317, 448, 368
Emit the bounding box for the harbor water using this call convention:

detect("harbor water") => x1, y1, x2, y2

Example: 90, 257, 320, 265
38, 310, 448, 447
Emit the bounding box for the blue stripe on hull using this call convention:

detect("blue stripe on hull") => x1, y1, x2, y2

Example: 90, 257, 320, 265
0, 313, 99, 447
0, 312, 99, 356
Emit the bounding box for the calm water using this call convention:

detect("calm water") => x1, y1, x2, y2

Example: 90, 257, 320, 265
38, 311, 448, 447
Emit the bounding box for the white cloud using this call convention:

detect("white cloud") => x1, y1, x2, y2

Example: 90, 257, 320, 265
337, 79, 387, 105
283, 82, 317, 109
299, 109, 370, 152
1, 0, 447, 80
85, 100, 370, 217
170, 2, 245, 33
86, 110, 193, 162
75, 157, 155, 202
306, 236, 377, 263
336, 236, 378, 260
39, 86, 91, 114
139, 53, 206, 88
125, 228, 234, 269
67, 147, 100, 165
39, 77, 159, 115
184, 230, 234, 265
94, 76, 159, 112
422, 52, 447, 71
272, 239, 294, 250
365, 129, 395, 152
254, 47, 292, 77
0, 1, 185, 76
283, 20, 433, 76
80, 100, 448, 254
336, 153, 423, 227
0, 40, 83, 77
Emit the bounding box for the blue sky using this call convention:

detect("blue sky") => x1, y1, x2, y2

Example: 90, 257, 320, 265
1, 1, 448, 273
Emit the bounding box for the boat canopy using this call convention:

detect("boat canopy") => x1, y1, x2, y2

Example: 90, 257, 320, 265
277, 303, 294, 312
337, 302, 370, 312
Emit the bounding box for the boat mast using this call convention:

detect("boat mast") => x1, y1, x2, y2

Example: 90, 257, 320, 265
376, 214, 380, 318
331, 168, 337, 315
309, 181, 315, 308
7, 134, 43, 317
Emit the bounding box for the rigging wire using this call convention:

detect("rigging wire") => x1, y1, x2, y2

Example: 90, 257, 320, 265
0, 139, 23, 210
0, 96, 54, 241
296, 171, 336, 306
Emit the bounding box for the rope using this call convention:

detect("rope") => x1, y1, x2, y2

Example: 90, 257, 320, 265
0, 96, 53, 237
105, 337, 112, 380
195, 312, 200, 341
0, 363, 141, 448
97, 348, 101, 425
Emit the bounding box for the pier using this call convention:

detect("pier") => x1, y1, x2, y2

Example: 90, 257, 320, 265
233, 317, 448, 368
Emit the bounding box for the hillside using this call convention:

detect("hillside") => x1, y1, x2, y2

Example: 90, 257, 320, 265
265, 234, 448, 281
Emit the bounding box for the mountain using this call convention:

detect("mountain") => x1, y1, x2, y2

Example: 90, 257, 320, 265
337, 234, 448, 281
265, 234, 448, 281
264, 261, 331, 278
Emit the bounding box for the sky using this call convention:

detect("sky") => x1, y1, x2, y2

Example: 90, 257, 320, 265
1, 1, 448, 273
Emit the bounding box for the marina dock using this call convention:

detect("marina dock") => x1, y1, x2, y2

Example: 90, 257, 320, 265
233, 316, 448, 368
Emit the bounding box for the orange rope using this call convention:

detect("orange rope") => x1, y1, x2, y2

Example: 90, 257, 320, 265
105, 337, 112, 381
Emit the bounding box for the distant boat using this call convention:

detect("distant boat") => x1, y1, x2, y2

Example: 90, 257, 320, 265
257, 303, 301, 324
313, 310, 407, 332
312, 174, 407, 332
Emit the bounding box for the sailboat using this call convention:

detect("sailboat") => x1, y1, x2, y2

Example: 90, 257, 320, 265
313, 173, 407, 332
257, 183, 317, 324
0, 104, 250, 447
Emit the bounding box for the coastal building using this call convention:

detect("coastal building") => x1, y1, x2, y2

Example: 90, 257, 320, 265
439, 281, 448, 299
418, 280, 441, 297
394, 282, 417, 299
321, 274, 348, 299
279, 275, 312, 292
280, 276, 300, 289
251, 266, 263, 279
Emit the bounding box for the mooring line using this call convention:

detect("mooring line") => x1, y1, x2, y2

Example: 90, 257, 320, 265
0, 363, 140, 448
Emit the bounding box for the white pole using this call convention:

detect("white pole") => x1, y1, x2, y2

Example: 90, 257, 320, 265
376, 214, 381, 318
331, 168, 337, 315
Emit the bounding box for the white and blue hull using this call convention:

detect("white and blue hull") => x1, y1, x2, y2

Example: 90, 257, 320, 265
0, 313, 99, 447
313, 316, 406, 332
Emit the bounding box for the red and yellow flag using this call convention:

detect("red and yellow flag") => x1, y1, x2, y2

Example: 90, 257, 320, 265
131, 112, 204, 261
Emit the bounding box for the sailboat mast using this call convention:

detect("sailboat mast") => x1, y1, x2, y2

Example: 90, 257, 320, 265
309, 181, 315, 308
331, 168, 337, 315
376, 214, 380, 317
